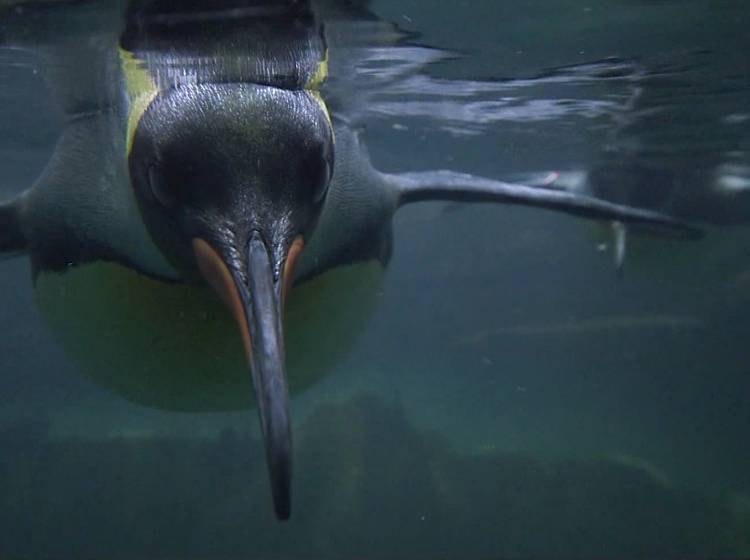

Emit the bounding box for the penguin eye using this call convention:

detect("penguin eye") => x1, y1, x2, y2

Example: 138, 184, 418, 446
314, 159, 332, 203
306, 145, 332, 204
148, 164, 178, 208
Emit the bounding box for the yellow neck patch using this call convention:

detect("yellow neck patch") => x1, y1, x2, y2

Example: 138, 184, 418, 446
306, 49, 333, 131
307, 48, 329, 91
119, 47, 159, 155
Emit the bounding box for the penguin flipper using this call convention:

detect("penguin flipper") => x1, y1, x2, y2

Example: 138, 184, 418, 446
0, 197, 26, 258
388, 170, 701, 237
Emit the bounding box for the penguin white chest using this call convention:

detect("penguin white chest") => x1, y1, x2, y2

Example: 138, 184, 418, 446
34, 260, 384, 411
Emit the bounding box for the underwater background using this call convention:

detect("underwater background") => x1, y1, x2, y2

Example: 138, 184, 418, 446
1, 0, 750, 557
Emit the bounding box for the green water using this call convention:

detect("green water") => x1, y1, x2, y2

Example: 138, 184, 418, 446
1, 1, 749, 558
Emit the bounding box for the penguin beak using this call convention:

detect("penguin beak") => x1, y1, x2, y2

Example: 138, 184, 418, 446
192, 232, 304, 521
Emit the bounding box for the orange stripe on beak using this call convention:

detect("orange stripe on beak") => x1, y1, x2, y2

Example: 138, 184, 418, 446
192, 238, 253, 361
282, 235, 305, 305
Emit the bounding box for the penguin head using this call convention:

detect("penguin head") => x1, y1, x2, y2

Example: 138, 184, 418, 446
130, 82, 333, 274
129, 82, 334, 520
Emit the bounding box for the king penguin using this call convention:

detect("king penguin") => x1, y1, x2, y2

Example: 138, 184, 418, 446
0, 0, 698, 519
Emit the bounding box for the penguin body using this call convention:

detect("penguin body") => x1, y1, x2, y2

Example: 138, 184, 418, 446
32, 122, 391, 411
